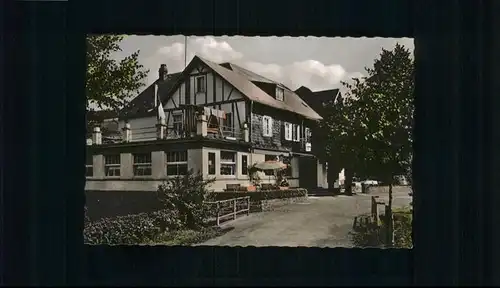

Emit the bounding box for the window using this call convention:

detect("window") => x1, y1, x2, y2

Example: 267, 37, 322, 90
222, 112, 232, 129
283, 122, 293, 141
166, 151, 188, 176
196, 76, 206, 93
241, 155, 248, 175
173, 113, 183, 133
265, 154, 277, 161
264, 154, 277, 176
220, 151, 236, 175
208, 152, 216, 175
104, 154, 121, 177
276, 87, 284, 101
293, 124, 301, 142
262, 116, 273, 137
305, 127, 311, 143
133, 153, 152, 176
85, 154, 93, 177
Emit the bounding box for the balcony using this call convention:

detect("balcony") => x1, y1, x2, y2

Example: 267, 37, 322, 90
290, 138, 312, 153
89, 105, 249, 145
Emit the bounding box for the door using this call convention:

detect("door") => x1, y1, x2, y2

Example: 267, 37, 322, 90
299, 156, 317, 189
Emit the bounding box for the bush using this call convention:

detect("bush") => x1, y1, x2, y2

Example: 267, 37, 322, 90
211, 188, 308, 203
392, 210, 413, 248
156, 169, 216, 229
84, 209, 179, 245
350, 208, 412, 248
151, 227, 231, 246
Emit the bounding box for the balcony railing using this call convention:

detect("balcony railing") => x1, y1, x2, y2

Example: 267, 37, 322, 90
89, 104, 250, 145
207, 124, 244, 141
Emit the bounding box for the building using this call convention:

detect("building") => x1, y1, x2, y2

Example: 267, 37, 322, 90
85, 55, 329, 192
294, 86, 344, 189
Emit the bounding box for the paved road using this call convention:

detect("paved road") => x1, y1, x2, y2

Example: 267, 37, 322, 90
198, 186, 412, 247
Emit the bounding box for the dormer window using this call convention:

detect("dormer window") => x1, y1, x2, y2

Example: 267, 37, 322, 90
276, 87, 284, 101
196, 76, 206, 93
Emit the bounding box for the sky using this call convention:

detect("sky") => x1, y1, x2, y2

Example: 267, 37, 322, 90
114, 36, 414, 93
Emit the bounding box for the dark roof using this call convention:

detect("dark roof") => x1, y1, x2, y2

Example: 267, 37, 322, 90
119, 72, 182, 117
212, 59, 321, 120
294, 87, 340, 117
220, 62, 291, 90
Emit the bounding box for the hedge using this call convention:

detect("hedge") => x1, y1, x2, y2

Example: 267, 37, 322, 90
84, 209, 181, 245
211, 188, 308, 202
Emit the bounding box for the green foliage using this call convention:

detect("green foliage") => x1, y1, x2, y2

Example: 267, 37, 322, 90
86, 35, 149, 135
83, 209, 180, 245
350, 214, 385, 247
350, 208, 413, 248
150, 227, 230, 246
211, 188, 308, 202
392, 210, 413, 248
86, 35, 149, 112
322, 43, 414, 197
156, 169, 217, 229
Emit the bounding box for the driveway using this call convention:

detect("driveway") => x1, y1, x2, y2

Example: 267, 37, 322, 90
198, 186, 412, 247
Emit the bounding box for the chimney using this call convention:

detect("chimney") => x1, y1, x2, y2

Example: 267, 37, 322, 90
158, 64, 169, 81
92, 126, 102, 145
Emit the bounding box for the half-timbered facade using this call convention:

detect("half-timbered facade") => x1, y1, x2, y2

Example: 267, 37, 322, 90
86, 56, 329, 192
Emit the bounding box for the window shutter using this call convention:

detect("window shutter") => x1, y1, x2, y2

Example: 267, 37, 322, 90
284, 122, 291, 140
305, 127, 311, 142
262, 116, 273, 137
296, 125, 301, 142
268, 118, 273, 136
262, 117, 266, 136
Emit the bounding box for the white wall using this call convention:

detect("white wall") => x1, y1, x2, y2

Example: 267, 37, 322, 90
86, 147, 304, 192
118, 116, 157, 142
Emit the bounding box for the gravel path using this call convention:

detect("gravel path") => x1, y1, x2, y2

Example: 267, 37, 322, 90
197, 186, 412, 247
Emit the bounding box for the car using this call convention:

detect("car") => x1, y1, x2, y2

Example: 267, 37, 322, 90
362, 179, 379, 186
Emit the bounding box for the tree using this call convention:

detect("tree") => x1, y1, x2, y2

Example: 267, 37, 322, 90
86, 35, 149, 134
320, 79, 369, 195
322, 43, 414, 208
350, 43, 414, 245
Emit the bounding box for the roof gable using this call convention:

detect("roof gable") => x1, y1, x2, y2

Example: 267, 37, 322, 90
207, 59, 322, 120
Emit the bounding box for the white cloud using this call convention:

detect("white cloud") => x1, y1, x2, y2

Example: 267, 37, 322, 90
240, 60, 364, 91
144, 36, 364, 91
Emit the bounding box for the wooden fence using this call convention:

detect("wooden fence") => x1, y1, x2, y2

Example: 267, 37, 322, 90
205, 196, 250, 226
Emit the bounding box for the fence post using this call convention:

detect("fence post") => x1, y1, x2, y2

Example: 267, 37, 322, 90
216, 202, 220, 226
385, 204, 394, 247
247, 196, 250, 216
234, 199, 237, 220
371, 196, 380, 224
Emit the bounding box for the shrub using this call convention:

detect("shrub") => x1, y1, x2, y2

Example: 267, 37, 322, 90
83, 209, 179, 245
211, 188, 308, 203
84, 205, 91, 225
392, 210, 413, 248
350, 207, 412, 248
156, 169, 216, 229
